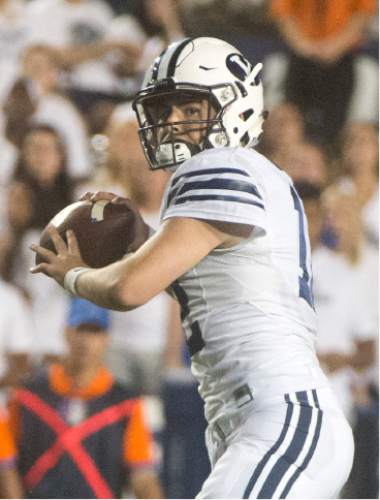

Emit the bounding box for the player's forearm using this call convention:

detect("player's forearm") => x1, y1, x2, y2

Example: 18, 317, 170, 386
73, 259, 138, 311
72, 219, 222, 309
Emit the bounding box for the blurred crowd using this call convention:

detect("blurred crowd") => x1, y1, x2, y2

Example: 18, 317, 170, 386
0, 0, 378, 498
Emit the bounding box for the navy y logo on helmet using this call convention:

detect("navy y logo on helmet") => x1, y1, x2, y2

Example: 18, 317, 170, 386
226, 54, 252, 82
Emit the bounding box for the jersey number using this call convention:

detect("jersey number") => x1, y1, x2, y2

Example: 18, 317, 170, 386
290, 186, 314, 309
171, 281, 205, 356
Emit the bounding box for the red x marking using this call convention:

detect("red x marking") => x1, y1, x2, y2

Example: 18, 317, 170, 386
15, 388, 136, 499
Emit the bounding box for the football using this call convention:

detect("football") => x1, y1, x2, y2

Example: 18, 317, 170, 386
36, 199, 150, 268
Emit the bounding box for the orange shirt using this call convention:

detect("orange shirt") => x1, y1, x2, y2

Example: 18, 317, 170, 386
0, 407, 17, 467
270, 0, 377, 40
9, 364, 155, 469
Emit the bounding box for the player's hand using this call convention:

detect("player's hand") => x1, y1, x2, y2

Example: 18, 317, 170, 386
80, 191, 135, 204
80, 191, 151, 251
30, 227, 88, 286
80, 191, 138, 209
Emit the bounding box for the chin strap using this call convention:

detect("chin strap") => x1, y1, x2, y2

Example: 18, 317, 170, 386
155, 141, 202, 169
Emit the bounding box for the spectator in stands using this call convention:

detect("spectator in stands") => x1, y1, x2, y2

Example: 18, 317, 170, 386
0, 406, 23, 499
281, 141, 328, 187
13, 124, 73, 231
258, 102, 305, 167
0, 232, 33, 405
23, 44, 91, 179
0, 0, 29, 106
312, 186, 377, 420
260, 104, 328, 187
0, 180, 34, 283
25, 0, 141, 94
0, 156, 69, 367
107, 0, 185, 84
269, 0, 377, 143
2, 126, 74, 365
4, 45, 91, 179
8, 298, 163, 499
312, 185, 378, 498
336, 121, 378, 246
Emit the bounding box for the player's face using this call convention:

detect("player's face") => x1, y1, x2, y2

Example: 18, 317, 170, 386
142, 92, 216, 146
163, 99, 213, 145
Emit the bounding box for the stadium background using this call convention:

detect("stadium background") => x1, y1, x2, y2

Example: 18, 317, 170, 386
0, 0, 378, 498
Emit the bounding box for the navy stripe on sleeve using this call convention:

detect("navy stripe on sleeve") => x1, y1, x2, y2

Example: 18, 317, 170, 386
168, 178, 263, 206
173, 194, 265, 209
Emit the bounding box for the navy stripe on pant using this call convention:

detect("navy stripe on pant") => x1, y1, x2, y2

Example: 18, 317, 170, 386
279, 391, 322, 498
243, 390, 323, 499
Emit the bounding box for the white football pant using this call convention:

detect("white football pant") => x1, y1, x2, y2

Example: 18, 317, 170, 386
197, 387, 354, 499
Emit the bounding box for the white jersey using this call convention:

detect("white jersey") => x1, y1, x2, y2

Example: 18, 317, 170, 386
160, 147, 328, 424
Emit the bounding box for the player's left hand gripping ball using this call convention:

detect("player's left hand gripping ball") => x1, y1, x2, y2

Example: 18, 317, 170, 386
30, 192, 150, 286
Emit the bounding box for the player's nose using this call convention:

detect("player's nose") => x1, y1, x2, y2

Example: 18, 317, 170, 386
167, 105, 185, 134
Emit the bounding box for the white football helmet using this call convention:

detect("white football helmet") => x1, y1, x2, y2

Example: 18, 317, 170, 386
132, 37, 265, 170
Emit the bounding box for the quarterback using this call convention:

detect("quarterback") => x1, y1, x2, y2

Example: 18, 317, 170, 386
31, 37, 354, 498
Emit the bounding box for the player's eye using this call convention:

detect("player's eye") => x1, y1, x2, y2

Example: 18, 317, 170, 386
181, 103, 202, 118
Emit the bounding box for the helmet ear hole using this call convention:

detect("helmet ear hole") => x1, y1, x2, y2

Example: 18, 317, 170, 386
241, 109, 254, 122
240, 132, 250, 146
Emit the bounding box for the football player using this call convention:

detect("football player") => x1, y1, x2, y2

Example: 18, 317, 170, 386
31, 37, 354, 498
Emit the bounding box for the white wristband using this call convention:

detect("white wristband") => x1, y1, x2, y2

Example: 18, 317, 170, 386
63, 267, 90, 296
